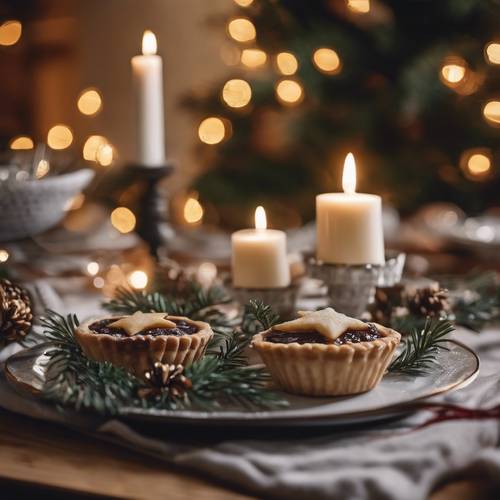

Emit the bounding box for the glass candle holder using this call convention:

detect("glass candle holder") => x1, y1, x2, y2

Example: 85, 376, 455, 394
229, 282, 301, 320
306, 252, 406, 318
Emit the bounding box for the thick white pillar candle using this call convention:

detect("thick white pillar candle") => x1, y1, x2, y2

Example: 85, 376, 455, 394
131, 30, 165, 167
232, 207, 291, 289
316, 153, 385, 265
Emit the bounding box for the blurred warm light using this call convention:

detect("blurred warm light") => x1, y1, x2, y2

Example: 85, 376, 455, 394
460, 149, 492, 180
65, 193, 85, 211
241, 48, 267, 68
35, 159, 50, 179
106, 265, 125, 286
228, 18, 256, 43
275, 79, 303, 105
222, 79, 252, 108
234, 0, 253, 6
93, 276, 105, 289
96, 143, 114, 166
313, 48, 341, 74
255, 206, 267, 230
9, 136, 34, 150
0, 249, 9, 263
198, 117, 226, 144
342, 153, 357, 194
0, 20, 22, 46
485, 42, 500, 65
111, 207, 136, 233
276, 52, 298, 75
483, 101, 500, 125
47, 125, 73, 150
128, 270, 148, 290
197, 262, 217, 287
142, 30, 157, 55
83, 135, 107, 161
440, 62, 466, 85
77, 88, 102, 116
347, 0, 370, 13
184, 197, 204, 224
467, 154, 491, 175
86, 261, 99, 276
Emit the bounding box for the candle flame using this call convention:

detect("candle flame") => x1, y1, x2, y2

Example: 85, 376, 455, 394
255, 206, 267, 230
142, 30, 157, 55
342, 153, 357, 195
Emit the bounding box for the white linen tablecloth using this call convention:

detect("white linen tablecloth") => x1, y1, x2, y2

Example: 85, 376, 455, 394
1, 281, 500, 500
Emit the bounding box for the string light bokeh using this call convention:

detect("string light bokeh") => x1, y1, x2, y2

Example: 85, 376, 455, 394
77, 88, 103, 116
483, 101, 500, 126
227, 18, 256, 43
241, 48, 267, 68
183, 196, 204, 224
460, 149, 493, 181
111, 206, 136, 233
47, 125, 73, 150
275, 79, 304, 105
222, 79, 252, 108
313, 48, 341, 74
276, 52, 298, 75
198, 117, 227, 144
346, 0, 370, 14
485, 42, 500, 65
9, 136, 34, 150
0, 20, 22, 46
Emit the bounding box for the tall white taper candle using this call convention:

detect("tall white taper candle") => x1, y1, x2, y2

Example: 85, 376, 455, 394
131, 30, 166, 167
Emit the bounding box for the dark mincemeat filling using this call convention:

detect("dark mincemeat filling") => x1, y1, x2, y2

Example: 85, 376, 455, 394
88, 317, 198, 337
264, 323, 381, 345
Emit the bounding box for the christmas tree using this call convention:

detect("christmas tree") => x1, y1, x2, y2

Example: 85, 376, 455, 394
185, 0, 500, 230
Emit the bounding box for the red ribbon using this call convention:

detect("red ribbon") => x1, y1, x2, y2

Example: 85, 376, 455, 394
415, 402, 500, 429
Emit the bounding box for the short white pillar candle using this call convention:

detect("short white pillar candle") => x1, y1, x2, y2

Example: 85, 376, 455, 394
316, 153, 385, 265
232, 207, 291, 289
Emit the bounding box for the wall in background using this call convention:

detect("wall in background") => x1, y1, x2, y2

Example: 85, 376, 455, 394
76, 0, 230, 191
0, 0, 231, 193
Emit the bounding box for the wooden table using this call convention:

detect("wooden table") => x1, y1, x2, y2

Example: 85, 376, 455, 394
2, 247, 499, 498
1, 408, 498, 499
0, 409, 251, 499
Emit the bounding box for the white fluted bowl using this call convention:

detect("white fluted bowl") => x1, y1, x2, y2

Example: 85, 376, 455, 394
0, 168, 94, 242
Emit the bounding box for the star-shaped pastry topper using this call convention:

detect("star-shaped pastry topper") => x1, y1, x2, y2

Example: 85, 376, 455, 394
273, 308, 368, 342
109, 311, 176, 336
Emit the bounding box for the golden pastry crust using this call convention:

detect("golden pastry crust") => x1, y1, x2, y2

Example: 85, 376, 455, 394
252, 323, 400, 396
75, 315, 213, 378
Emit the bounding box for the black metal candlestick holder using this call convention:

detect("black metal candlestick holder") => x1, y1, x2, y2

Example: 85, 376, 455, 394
129, 163, 174, 259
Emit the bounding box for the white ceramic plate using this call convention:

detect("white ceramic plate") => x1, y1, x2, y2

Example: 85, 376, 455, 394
6, 340, 479, 427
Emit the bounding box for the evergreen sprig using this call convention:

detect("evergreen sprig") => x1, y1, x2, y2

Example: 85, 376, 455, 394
41, 311, 137, 414
444, 271, 500, 331
389, 319, 454, 376
39, 298, 286, 415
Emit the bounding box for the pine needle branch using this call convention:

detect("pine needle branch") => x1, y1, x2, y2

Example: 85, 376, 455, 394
389, 319, 454, 376
39, 300, 286, 415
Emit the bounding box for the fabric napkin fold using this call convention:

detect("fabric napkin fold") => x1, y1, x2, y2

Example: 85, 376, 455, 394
1, 281, 500, 500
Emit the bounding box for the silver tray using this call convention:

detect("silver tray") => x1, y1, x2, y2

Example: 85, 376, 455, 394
5, 340, 479, 427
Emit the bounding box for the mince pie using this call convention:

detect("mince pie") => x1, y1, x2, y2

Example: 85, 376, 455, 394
251, 308, 400, 396
75, 311, 213, 377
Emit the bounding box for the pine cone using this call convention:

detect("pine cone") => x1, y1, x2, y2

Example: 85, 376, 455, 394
155, 260, 192, 298
407, 284, 450, 319
138, 362, 192, 400
369, 284, 406, 325
0, 279, 33, 345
